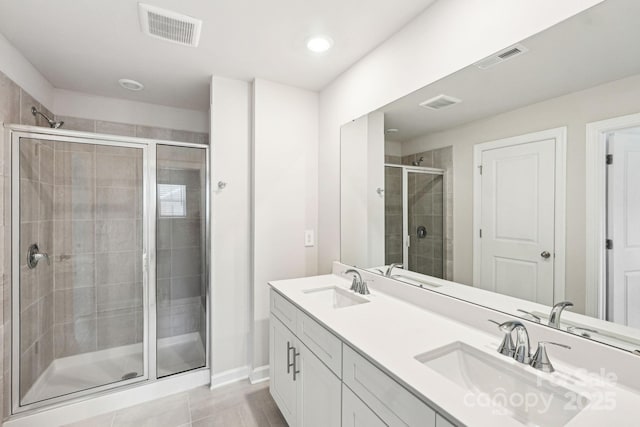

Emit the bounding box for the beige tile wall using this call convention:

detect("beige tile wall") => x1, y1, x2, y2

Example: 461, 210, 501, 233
1, 70, 58, 418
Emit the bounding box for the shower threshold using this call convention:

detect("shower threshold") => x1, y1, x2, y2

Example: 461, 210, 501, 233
22, 333, 205, 406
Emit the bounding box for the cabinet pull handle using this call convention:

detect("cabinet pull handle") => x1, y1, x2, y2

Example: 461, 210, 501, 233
292, 347, 300, 381
287, 341, 294, 374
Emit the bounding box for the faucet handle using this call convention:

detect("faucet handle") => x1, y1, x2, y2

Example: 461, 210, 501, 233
488, 319, 515, 357
530, 341, 571, 373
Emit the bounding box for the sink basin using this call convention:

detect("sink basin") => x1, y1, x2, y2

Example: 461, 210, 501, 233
303, 286, 369, 309
416, 342, 587, 426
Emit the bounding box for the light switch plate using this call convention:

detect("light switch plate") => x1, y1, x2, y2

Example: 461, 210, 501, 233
304, 229, 314, 247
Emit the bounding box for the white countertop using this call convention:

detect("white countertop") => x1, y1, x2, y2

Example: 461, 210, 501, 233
268, 274, 640, 427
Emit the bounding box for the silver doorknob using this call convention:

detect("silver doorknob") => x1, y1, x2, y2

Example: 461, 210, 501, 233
541, 251, 551, 259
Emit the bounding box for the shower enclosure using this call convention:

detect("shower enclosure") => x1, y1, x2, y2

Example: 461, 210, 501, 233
384, 164, 446, 278
10, 125, 209, 412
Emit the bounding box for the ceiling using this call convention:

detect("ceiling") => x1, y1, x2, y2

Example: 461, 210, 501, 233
0, 0, 435, 111
380, 0, 640, 142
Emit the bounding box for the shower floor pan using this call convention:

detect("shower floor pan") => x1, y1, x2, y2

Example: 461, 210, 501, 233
22, 332, 205, 406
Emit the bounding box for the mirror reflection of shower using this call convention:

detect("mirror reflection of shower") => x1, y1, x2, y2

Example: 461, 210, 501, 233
31, 106, 64, 128
384, 164, 446, 279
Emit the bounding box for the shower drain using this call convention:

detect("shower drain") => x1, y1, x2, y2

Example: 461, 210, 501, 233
121, 372, 138, 380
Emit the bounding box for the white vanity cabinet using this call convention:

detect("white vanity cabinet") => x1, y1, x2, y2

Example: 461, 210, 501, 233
269, 289, 458, 427
269, 292, 342, 427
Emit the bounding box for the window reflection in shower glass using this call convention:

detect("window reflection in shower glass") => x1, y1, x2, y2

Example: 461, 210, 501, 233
156, 145, 207, 377
18, 138, 144, 406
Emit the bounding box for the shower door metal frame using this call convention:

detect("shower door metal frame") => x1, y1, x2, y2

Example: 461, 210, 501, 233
384, 163, 447, 277
8, 124, 211, 415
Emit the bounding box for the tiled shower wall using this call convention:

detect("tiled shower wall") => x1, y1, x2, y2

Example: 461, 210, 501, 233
0, 71, 59, 419
156, 146, 206, 344
0, 69, 208, 418
50, 142, 144, 360
403, 146, 453, 279
384, 166, 403, 265
18, 139, 55, 400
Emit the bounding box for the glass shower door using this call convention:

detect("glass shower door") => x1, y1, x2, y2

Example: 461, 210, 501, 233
15, 135, 146, 408
156, 145, 207, 377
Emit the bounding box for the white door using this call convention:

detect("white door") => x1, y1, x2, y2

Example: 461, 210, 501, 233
479, 138, 557, 305
608, 130, 640, 327
296, 342, 341, 427
269, 316, 297, 426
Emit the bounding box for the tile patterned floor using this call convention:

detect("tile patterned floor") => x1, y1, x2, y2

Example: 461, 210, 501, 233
64, 381, 287, 427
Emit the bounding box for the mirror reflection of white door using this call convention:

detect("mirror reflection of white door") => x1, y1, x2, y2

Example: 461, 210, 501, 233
474, 128, 566, 306
608, 129, 640, 327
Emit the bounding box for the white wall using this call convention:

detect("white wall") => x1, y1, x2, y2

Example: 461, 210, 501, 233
251, 79, 319, 377
0, 32, 54, 110
340, 112, 385, 267
210, 77, 252, 382
317, 0, 604, 273
401, 73, 640, 315
54, 89, 209, 133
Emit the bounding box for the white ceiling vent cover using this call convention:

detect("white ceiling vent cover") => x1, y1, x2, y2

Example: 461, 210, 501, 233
139, 3, 202, 47
419, 95, 462, 110
474, 43, 529, 70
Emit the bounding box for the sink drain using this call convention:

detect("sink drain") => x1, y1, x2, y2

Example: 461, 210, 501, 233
121, 372, 138, 380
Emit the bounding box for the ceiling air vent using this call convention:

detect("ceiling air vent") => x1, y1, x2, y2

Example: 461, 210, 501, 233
139, 3, 202, 47
474, 43, 529, 70
419, 95, 462, 110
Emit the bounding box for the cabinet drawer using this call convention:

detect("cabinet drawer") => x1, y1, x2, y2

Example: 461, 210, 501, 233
342, 384, 386, 427
271, 289, 297, 331
296, 311, 342, 377
343, 345, 435, 427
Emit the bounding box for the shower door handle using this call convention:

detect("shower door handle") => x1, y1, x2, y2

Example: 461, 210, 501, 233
27, 243, 49, 269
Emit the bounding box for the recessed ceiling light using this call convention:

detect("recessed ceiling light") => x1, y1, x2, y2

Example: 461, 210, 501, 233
306, 36, 333, 53
119, 78, 145, 91
386, 128, 399, 133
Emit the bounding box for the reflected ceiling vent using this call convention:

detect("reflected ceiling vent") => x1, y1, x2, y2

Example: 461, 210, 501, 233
419, 94, 461, 110
474, 43, 529, 70
138, 3, 202, 47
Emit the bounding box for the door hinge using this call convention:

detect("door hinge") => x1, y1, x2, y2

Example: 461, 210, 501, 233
606, 239, 613, 250
606, 154, 613, 165
479, 229, 483, 238
478, 165, 483, 175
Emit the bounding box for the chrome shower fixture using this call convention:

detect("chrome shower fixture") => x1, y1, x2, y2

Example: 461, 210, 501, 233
412, 156, 424, 166
31, 106, 64, 129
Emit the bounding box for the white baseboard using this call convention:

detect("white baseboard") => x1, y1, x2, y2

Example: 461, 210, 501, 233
249, 365, 270, 384
209, 366, 250, 390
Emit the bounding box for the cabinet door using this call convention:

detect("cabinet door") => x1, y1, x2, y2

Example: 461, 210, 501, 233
342, 384, 386, 427
296, 342, 342, 427
270, 315, 297, 426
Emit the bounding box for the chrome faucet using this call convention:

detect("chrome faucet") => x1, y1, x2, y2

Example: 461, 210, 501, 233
498, 320, 532, 364
491, 319, 571, 372
385, 263, 403, 277
549, 301, 573, 328
345, 269, 370, 295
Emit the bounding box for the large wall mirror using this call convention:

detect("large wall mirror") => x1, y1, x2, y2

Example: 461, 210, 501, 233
340, 0, 640, 353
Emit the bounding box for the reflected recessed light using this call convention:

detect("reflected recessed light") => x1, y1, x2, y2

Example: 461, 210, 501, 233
306, 36, 333, 53
118, 78, 145, 91
386, 128, 399, 133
